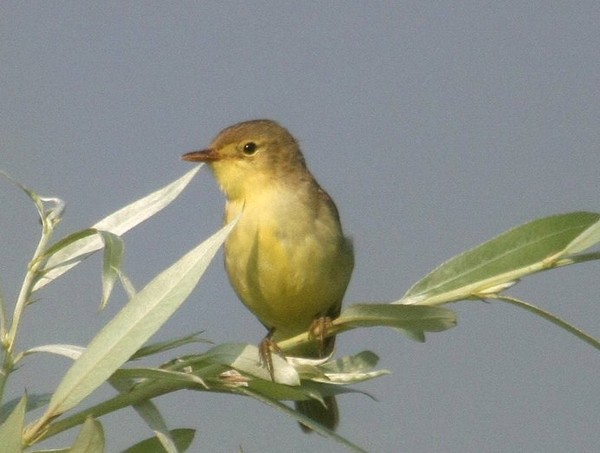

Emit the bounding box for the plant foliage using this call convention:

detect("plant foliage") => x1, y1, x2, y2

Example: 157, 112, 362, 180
0, 169, 598, 452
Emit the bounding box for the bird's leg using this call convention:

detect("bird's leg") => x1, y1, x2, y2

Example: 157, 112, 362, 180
259, 327, 282, 381
308, 316, 334, 357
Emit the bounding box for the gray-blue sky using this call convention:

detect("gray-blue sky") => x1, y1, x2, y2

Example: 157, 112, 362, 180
1, 3, 599, 452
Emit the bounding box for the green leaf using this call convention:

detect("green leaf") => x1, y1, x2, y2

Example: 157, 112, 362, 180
130, 332, 209, 360
282, 377, 378, 400
112, 368, 207, 388
67, 416, 104, 453
299, 351, 390, 385
0, 394, 51, 424
240, 388, 367, 453
493, 295, 600, 351
0, 394, 26, 452
562, 216, 600, 255
243, 375, 318, 401
117, 269, 137, 299
204, 343, 300, 386
0, 283, 6, 340
336, 304, 457, 333
24, 344, 85, 360
30, 449, 69, 453
109, 378, 179, 453
319, 350, 378, 374
1, 170, 46, 222
33, 167, 201, 291
277, 303, 457, 352
42, 218, 235, 419
400, 211, 600, 305
99, 231, 124, 310
38, 229, 99, 269
121, 429, 195, 453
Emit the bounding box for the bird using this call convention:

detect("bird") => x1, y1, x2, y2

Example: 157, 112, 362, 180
182, 119, 354, 432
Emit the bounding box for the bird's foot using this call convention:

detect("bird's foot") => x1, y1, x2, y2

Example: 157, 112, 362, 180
308, 316, 334, 357
259, 330, 283, 381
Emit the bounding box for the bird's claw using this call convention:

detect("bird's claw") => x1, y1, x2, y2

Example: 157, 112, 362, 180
259, 334, 283, 381
308, 316, 334, 357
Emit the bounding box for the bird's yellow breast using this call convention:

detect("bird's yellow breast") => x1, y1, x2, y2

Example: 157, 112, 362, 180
223, 187, 353, 340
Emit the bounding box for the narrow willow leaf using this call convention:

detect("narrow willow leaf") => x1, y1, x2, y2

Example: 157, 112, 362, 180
320, 368, 390, 385
121, 429, 195, 453
294, 381, 381, 406
278, 303, 456, 351
24, 344, 85, 360
0, 394, 26, 452
33, 167, 201, 291
112, 368, 207, 388
493, 294, 600, 351
0, 394, 51, 424
110, 379, 179, 453
241, 388, 367, 453
38, 229, 99, 268
0, 171, 64, 226
336, 304, 457, 333
292, 351, 390, 385
131, 331, 209, 360
129, 404, 178, 453
0, 170, 45, 220
563, 217, 600, 255
244, 376, 316, 401
319, 351, 380, 374
30, 449, 69, 453
117, 269, 137, 299
204, 343, 300, 386
0, 283, 5, 338
99, 231, 124, 310
401, 329, 426, 342
44, 218, 235, 418
247, 375, 375, 404
68, 416, 104, 453
132, 412, 177, 453
400, 211, 600, 305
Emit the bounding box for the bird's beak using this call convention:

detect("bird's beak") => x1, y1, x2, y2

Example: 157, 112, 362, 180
181, 148, 220, 162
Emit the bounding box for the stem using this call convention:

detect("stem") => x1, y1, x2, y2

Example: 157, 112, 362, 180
559, 251, 600, 266
493, 295, 600, 351
277, 318, 349, 352
0, 225, 53, 405
26, 358, 226, 444
0, 285, 7, 339
25, 353, 226, 444
27, 379, 190, 445
8, 232, 50, 348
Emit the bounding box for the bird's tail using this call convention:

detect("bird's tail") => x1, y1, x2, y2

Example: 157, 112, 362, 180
282, 312, 341, 433
296, 396, 339, 433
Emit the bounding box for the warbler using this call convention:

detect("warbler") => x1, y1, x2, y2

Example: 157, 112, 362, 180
182, 119, 354, 432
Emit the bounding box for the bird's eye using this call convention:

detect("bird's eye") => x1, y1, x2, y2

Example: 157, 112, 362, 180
242, 142, 257, 155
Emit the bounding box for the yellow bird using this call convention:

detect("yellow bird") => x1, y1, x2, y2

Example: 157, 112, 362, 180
182, 119, 354, 431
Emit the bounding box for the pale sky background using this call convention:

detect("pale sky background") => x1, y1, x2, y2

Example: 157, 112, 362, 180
1, 3, 599, 453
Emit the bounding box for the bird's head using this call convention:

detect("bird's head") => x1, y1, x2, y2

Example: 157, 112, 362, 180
182, 119, 307, 200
